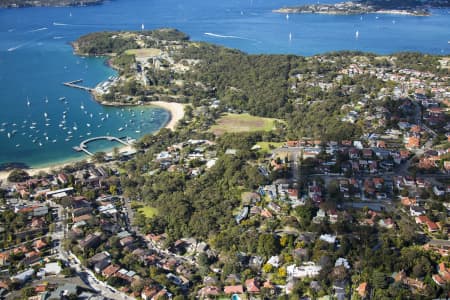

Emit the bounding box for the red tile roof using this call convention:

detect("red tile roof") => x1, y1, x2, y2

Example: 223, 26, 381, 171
224, 285, 244, 294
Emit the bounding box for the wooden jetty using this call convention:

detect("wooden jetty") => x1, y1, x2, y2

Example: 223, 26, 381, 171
62, 79, 93, 92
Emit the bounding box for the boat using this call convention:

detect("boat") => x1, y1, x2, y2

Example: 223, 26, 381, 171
39, 142, 43, 146
44, 112, 48, 118
26, 98, 30, 107
289, 32, 292, 41
52, 139, 57, 143
286, 14, 289, 20
16, 144, 20, 147
86, 123, 91, 127
80, 104, 85, 110
118, 127, 124, 132
7, 133, 11, 138
59, 96, 66, 101
355, 30, 359, 39
135, 130, 141, 133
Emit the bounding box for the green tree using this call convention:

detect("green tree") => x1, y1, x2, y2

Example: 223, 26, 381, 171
7, 169, 29, 182
93, 151, 107, 163
257, 234, 280, 258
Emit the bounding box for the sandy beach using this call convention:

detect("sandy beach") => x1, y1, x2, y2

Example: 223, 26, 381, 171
150, 101, 185, 131
0, 101, 185, 183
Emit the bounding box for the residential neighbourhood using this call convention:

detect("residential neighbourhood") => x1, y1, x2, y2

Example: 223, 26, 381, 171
0, 31, 449, 300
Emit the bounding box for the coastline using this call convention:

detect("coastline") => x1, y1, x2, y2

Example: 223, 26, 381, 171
0, 101, 185, 183
274, 6, 431, 17
150, 101, 185, 131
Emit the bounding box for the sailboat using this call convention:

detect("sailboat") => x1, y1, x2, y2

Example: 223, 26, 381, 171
355, 30, 359, 39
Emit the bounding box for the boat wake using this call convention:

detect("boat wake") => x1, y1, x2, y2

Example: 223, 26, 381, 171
52, 22, 69, 26
28, 27, 48, 33
7, 44, 24, 52
204, 32, 258, 42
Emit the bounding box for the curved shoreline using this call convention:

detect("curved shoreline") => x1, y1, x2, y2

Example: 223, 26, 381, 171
0, 101, 185, 182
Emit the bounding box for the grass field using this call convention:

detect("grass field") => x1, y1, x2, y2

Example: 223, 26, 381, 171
125, 48, 161, 58
137, 206, 159, 218
210, 113, 280, 136
256, 142, 284, 153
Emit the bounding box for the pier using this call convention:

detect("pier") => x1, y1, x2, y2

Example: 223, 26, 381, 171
62, 79, 93, 92
73, 136, 130, 156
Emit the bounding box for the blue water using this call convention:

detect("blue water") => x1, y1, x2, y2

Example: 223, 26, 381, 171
0, 0, 449, 167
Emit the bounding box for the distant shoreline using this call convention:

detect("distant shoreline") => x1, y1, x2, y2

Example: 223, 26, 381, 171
0, 0, 103, 8
274, 2, 431, 17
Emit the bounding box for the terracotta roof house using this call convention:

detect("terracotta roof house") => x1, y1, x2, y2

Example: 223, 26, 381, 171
33, 239, 47, 251
357, 282, 368, 298
245, 278, 260, 293
102, 264, 120, 278
0, 252, 10, 266
141, 286, 159, 300
224, 285, 244, 295
427, 220, 439, 232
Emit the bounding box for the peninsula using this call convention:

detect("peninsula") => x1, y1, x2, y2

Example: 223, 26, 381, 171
0, 0, 103, 8
274, 1, 432, 16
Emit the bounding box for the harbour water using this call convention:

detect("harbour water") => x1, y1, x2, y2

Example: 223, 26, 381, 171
0, 0, 449, 167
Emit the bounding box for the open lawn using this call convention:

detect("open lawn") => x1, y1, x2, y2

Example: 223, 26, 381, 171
137, 206, 159, 218
125, 48, 161, 58
256, 142, 284, 153
210, 113, 280, 136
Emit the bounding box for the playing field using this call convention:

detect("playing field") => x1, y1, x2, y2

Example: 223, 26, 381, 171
210, 113, 280, 135
125, 48, 161, 58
